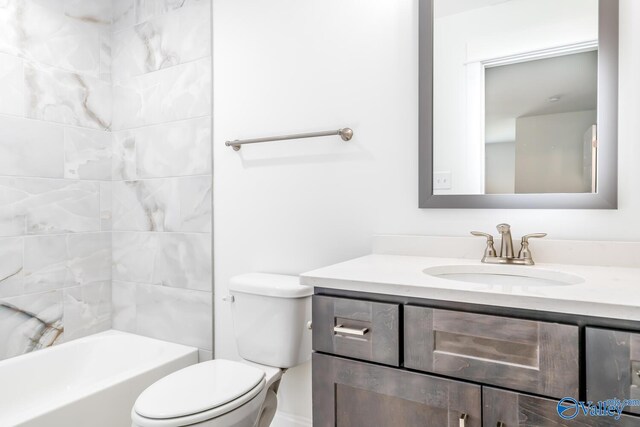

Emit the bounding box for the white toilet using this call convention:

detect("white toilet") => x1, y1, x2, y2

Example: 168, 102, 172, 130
131, 273, 313, 427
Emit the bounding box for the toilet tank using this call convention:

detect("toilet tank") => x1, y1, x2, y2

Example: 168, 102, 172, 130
229, 273, 313, 369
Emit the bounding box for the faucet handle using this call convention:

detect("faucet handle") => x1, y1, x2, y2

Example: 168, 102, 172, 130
521, 233, 547, 243
471, 231, 493, 241
471, 231, 497, 259
518, 233, 547, 263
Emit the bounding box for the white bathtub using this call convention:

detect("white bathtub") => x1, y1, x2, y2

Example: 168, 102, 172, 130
0, 330, 198, 427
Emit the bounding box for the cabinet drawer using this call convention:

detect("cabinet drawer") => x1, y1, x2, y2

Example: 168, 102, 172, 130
484, 387, 640, 426
313, 353, 481, 427
587, 327, 640, 416
404, 306, 579, 398
312, 295, 399, 366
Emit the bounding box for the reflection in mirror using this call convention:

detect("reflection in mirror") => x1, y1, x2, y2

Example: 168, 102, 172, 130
432, 0, 599, 196
485, 51, 597, 194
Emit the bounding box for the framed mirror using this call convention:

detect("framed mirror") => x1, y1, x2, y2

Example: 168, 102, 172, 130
419, 0, 619, 209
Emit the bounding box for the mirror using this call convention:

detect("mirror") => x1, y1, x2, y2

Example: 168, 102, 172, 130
419, 0, 619, 209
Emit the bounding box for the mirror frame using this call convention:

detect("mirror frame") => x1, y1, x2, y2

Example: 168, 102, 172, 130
419, 0, 619, 209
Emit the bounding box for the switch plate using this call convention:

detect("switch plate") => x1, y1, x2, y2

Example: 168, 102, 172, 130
434, 172, 452, 190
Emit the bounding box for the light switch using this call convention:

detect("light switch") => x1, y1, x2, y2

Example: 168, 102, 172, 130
434, 172, 452, 190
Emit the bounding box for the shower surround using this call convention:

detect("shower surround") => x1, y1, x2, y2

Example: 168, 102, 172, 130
0, 0, 112, 361
110, 0, 213, 361
0, 0, 213, 361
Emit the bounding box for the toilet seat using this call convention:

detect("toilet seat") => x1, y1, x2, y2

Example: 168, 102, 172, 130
132, 360, 266, 427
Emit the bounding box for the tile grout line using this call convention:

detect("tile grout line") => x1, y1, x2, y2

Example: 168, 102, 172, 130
0, 112, 112, 134
112, 280, 213, 295
0, 50, 107, 84
111, 53, 212, 85
0, 175, 112, 182
111, 114, 213, 133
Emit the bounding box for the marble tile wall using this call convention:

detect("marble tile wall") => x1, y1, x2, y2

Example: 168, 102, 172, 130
111, 176, 212, 232
0, 0, 213, 361
110, 0, 213, 357
0, 1, 112, 361
25, 62, 112, 130
0, 1, 104, 78
112, 116, 211, 180
112, 232, 211, 292
111, 0, 210, 82
111, 57, 211, 130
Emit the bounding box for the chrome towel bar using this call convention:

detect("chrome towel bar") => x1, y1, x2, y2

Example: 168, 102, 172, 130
225, 128, 353, 151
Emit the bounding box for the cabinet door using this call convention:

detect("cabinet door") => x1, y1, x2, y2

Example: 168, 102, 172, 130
312, 295, 400, 366
404, 306, 579, 398
484, 387, 640, 426
586, 327, 640, 415
313, 353, 481, 427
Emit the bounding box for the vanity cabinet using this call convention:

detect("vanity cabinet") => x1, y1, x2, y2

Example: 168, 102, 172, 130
312, 292, 640, 427
586, 327, 640, 415
313, 353, 481, 427
483, 387, 640, 426
405, 306, 579, 398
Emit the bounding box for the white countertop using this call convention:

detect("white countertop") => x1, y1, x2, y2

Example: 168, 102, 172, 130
301, 253, 640, 321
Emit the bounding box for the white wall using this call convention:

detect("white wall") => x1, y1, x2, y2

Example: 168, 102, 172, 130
213, 0, 640, 423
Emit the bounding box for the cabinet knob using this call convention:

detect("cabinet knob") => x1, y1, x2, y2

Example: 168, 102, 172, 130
497, 422, 506, 427
459, 413, 468, 427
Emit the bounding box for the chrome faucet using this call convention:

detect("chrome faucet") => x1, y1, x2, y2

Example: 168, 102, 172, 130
496, 223, 514, 259
471, 224, 546, 266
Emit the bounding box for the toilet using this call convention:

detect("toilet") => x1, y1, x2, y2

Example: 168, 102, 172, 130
131, 273, 313, 427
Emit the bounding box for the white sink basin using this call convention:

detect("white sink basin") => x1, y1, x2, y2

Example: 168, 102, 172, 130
423, 265, 584, 287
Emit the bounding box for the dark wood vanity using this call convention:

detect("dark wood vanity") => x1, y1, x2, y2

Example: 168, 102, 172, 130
311, 289, 640, 426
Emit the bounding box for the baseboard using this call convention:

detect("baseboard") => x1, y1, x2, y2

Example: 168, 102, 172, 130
272, 411, 312, 427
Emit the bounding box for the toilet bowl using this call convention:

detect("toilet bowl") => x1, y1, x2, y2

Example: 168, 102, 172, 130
131, 360, 282, 427
131, 273, 312, 427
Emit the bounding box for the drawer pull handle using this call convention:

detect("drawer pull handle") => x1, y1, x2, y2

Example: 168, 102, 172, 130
459, 413, 468, 427
333, 324, 369, 336
497, 422, 505, 427
636, 370, 640, 377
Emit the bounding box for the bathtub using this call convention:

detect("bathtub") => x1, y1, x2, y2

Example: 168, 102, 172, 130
0, 330, 198, 427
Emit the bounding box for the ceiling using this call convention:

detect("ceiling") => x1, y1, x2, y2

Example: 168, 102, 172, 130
485, 50, 598, 144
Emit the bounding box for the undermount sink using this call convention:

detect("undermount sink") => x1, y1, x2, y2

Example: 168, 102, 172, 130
423, 265, 584, 287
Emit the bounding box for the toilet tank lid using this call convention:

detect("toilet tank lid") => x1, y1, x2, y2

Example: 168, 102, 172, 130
229, 273, 312, 298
